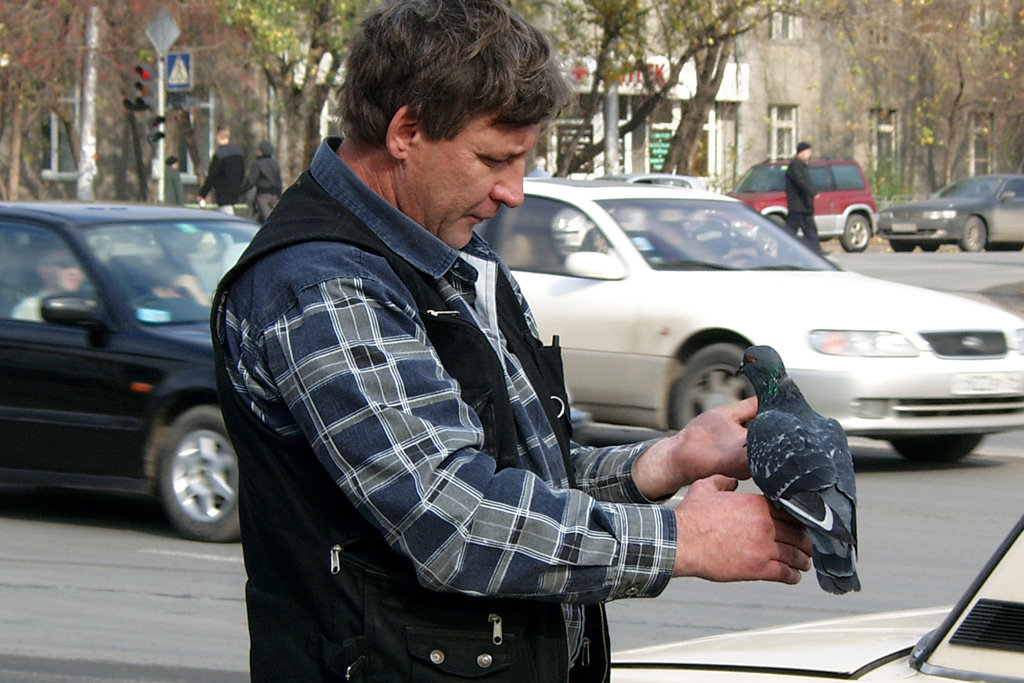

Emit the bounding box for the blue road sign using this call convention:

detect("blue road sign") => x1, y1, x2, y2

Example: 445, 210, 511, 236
166, 52, 191, 92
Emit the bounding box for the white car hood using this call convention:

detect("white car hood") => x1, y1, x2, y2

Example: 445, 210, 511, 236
685, 269, 1023, 332
612, 607, 947, 675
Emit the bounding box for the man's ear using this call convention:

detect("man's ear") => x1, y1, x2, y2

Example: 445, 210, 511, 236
385, 105, 421, 160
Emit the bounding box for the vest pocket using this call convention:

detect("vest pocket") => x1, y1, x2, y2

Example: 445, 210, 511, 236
406, 627, 516, 679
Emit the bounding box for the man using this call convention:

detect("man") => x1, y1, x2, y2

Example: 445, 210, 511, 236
163, 156, 184, 205
212, 2, 811, 681
11, 246, 86, 321
198, 126, 245, 214
238, 140, 283, 223
527, 155, 550, 177
785, 141, 820, 252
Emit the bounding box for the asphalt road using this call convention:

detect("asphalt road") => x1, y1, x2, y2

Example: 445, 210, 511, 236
1, 245, 1023, 681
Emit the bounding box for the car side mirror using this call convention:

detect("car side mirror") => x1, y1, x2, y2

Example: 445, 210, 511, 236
40, 295, 104, 327
564, 251, 626, 280
999, 191, 1017, 201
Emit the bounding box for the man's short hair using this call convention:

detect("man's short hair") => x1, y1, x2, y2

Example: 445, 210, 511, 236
337, 0, 574, 145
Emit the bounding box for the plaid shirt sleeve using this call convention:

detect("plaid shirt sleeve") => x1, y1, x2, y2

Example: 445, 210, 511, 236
224, 254, 675, 604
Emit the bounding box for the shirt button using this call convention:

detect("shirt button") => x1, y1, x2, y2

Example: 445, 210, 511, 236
624, 585, 640, 597
477, 653, 493, 669
430, 649, 445, 665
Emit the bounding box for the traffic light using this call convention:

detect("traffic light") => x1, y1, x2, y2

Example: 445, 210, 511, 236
123, 63, 155, 112
148, 114, 166, 143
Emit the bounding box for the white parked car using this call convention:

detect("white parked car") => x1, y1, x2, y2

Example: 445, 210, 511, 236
598, 172, 708, 191
611, 510, 1024, 681
476, 180, 1024, 461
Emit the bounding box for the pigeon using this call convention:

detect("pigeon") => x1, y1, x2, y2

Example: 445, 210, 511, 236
737, 345, 860, 594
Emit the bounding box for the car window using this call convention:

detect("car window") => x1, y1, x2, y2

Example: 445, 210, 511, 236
831, 163, 866, 191
936, 177, 1002, 199
0, 223, 95, 324
1002, 178, 1024, 198
810, 165, 835, 192
593, 198, 834, 271
734, 165, 785, 192
482, 196, 617, 275
82, 220, 252, 324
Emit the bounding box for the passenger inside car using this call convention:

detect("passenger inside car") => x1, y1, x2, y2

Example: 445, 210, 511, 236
9, 246, 89, 322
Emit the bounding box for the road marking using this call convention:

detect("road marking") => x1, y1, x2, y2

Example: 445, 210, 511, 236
139, 548, 243, 563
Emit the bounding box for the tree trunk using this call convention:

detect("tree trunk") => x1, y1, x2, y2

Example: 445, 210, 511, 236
76, 4, 100, 200
7, 97, 23, 200
663, 37, 733, 175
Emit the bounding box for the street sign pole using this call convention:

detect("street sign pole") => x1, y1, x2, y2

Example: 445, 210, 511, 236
145, 9, 180, 204
156, 54, 166, 202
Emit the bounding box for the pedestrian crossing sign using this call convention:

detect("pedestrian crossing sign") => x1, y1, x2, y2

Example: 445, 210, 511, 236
166, 52, 191, 91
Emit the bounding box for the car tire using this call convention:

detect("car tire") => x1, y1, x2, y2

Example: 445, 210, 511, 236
889, 241, 916, 252
668, 343, 753, 429
839, 214, 872, 252
767, 214, 787, 228
958, 216, 987, 252
156, 405, 240, 542
888, 433, 984, 462
918, 243, 941, 252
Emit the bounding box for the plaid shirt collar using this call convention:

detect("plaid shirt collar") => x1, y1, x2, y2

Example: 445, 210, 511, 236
309, 137, 496, 288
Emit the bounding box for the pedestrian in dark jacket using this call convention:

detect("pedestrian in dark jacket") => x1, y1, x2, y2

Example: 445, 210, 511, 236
785, 141, 821, 253
239, 140, 282, 223
163, 156, 184, 205
198, 126, 245, 214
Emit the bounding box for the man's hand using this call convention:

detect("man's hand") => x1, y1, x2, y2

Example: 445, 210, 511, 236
632, 396, 757, 501
672, 475, 812, 583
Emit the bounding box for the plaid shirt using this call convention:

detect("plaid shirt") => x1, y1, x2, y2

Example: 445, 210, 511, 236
219, 139, 676, 658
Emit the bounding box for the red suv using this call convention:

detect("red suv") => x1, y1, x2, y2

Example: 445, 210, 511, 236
729, 159, 877, 252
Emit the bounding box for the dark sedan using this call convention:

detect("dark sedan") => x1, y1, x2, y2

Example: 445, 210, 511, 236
0, 202, 256, 541
878, 174, 1024, 252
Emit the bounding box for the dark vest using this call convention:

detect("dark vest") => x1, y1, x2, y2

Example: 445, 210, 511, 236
212, 172, 609, 682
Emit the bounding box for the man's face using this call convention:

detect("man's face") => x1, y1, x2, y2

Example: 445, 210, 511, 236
799, 147, 813, 161
396, 114, 540, 249
38, 254, 84, 293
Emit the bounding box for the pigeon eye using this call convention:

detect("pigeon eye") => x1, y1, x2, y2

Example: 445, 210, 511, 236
746, 354, 754, 362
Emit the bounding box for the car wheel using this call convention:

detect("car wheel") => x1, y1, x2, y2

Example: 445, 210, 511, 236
157, 405, 240, 542
889, 241, 916, 252
767, 214, 787, 228
958, 216, 987, 252
888, 433, 984, 462
918, 243, 940, 252
839, 214, 871, 252
668, 344, 753, 429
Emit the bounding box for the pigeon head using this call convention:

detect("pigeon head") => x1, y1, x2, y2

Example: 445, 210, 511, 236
737, 345, 788, 394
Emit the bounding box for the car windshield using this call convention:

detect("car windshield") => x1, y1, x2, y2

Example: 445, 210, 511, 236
733, 164, 786, 193
593, 198, 833, 271
934, 177, 1002, 199
82, 219, 253, 324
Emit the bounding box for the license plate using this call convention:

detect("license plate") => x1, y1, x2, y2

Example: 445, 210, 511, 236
891, 222, 918, 233
951, 372, 1024, 395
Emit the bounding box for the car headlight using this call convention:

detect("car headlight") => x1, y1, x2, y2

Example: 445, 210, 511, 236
926, 209, 957, 220
809, 330, 919, 357
878, 209, 892, 219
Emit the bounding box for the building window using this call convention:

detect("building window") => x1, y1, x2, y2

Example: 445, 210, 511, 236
41, 96, 79, 180
970, 1, 992, 29
769, 105, 797, 160
770, 12, 802, 41
970, 112, 992, 176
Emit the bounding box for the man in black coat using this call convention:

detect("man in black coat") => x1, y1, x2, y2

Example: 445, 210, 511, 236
198, 126, 245, 215
785, 141, 820, 253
